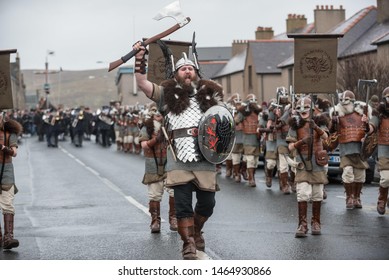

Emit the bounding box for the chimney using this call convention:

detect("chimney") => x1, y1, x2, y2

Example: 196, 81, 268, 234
255, 26, 274, 40
232, 40, 248, 56
314, 5, 345, 33
286, 14, 307, 33
377, 0, 389, 23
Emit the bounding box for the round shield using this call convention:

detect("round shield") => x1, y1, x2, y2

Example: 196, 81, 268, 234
198, 105, 236, 164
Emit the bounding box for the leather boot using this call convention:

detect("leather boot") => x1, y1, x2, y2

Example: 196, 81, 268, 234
295, 201, 308, 238
353, 182, 363, 209
344, 183, 354, 209
280, 172, 290, 194
194, 212, 209, 251
168, 196, 178, 231
377, 186, 388, 215
233, 164, 241, 183
240, 161, 248, 181
289, 171, 296, 193
128, 143, 133, 153
247, 168, 256, 187
225, 160, 233, 178
265, 167, 273, 188
311, 201, 322, 235
149, 201, 161, 233
177, 217, 196, 260
3, 213, 19, 250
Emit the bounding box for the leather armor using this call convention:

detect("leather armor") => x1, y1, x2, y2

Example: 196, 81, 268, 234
338, 112, 365, 143
296, 122, 324, 155
242, 112, 259, 134
378, 117, 389, 145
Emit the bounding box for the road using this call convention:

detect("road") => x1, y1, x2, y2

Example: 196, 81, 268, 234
2, 135, 389, 260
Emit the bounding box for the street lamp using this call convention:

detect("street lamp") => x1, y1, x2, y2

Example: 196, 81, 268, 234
34, 50, 59, 109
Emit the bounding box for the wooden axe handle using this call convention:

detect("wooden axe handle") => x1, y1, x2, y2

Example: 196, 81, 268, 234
108, 17, 191, 72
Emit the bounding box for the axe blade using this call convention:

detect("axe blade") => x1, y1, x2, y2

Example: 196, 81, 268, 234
153, 1, 188, 26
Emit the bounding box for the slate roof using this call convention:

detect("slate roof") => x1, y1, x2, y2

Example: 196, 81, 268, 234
194, 46, 232, 61
212, 49, 247, 78
250, 40, 294, 74
331, 6, 379, 57
278, 6, 387, 67
372, 31, 389, 45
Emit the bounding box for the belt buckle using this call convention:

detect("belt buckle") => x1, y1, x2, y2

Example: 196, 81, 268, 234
187, 128, 198, 136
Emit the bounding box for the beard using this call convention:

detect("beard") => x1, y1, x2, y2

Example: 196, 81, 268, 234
176, 73, 198, 88
341, 102, 355, 115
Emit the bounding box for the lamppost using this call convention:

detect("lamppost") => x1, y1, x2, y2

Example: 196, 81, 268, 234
34, 50, 58, 109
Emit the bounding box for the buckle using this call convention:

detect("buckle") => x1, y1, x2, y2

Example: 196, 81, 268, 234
187, 128, 199, 136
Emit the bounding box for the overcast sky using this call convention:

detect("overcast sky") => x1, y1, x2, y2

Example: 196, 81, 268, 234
0, 0, 376, 71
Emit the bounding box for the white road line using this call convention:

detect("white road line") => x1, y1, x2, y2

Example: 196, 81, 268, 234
60, 146, 162, 220
60, 145, 215, 259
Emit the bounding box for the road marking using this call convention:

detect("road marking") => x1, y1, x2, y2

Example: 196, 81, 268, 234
60, 146, 150, 212
60, 145, 215, 260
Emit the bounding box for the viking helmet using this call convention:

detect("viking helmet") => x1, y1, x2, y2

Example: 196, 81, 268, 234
246, 93, 257, 104
276, 87, 289, 105
382, 87, 389, 98
175, 52, 198, 72
295, 96, 312, 114
147, 103, 161, 118
339, 90, 355, 105
229, 93, 242, 105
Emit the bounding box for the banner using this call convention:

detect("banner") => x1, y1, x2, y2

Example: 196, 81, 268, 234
0, 51, 14, 109
147, 39, 190, 85
292, 35, 340, 93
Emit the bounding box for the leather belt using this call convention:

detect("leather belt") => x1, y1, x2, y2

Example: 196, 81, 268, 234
171, 127, 199, 139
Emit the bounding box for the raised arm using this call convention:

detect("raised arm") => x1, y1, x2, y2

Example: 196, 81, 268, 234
133, 42, 154, 99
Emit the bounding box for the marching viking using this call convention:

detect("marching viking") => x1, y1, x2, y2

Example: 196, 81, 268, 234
287, 95, 330, 237
274, 87, 293, 194
226, 93, 247, 183
258, 98, 278, 188
234, 94, 262, 187
0, 111, 22, 249
373, 86, 389, 215
139, 103, 177, 232
329, 90, 376, 209
133, 41, 226, 260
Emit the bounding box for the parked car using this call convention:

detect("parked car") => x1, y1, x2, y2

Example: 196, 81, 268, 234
327, 148, 377, 184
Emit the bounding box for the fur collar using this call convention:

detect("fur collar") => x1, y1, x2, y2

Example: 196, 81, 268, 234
2, 119, 23, 135
329, 101, 372, 118
288, 114, 330, 130
238, 103, 262, 116
161, 79, 223, 115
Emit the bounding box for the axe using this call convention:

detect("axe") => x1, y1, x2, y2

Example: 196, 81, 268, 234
108, 1, 190, 72
358, 78, 378, 132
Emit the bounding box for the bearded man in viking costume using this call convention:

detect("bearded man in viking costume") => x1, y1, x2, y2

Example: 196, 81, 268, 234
139, 103, 177, 233
234, 94, 262, 187
225, 93, 244, 180
329, 90, 376, 209
0, 111, 22, 249
258, 99, 278, 188
287, 96, 330, 238
273, 88, 294, 194
133, 42, 224, 260
373, 87, 389, 215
